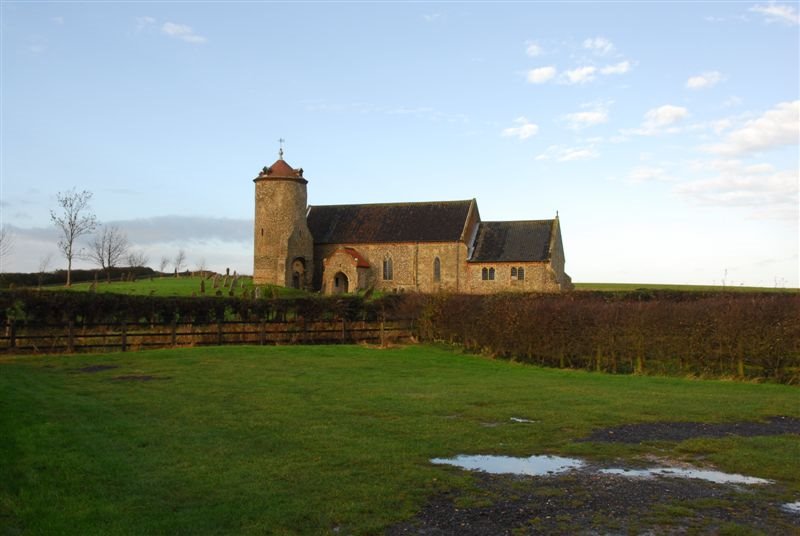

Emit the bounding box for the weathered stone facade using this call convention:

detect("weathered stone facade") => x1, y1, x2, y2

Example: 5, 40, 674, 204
253, 156, 572, 293
252, 159, 313, 289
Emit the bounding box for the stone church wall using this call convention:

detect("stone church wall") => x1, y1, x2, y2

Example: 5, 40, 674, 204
465, 262, 564, 293
314, 241, 469, 293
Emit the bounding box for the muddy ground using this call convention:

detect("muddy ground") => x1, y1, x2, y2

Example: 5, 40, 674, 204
386, 417, 800, 535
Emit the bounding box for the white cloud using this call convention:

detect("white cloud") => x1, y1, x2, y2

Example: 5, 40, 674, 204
583, 37, 615, 55
644, 105, 689, 128
686, 71, 725, 90
676, 159, 798, 219
563, 102, 610, 130
502, 117, 539, 140
161, 22, 207, 44
562, 66, 597, 85
527, 66, 556, 84
136, 16, 156, 31
600, 61, 631, 75
525, 41, 543, 57
536, 144, 599, 162
749, 2, 800, 25
622, 105, 689, 136
704, 100, 799, 156
422, 13, 441, 23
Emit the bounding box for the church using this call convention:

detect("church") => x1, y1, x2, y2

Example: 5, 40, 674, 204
253, 152, 572, 294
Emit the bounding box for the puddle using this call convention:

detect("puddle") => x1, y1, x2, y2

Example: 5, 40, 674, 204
782, 501, 800, 514
510, 417, 538, 423
599, 467, 772, 485
430, 454, 585, 476
431, 454, 771, 486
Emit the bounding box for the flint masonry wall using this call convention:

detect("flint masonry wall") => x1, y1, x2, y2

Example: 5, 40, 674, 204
465, 262, 563, 293
315, 241, 469, 293
253, 178, 314, 287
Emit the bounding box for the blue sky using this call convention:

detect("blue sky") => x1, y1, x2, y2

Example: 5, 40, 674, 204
2, 1, 798, 287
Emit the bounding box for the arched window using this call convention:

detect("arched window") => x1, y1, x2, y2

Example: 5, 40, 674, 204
383, 256, 393, 280
511, 267, 518, 280
517, 267, 525, 280
433, 257, 441, 282
489, 267, 495, 280
481, 267, 489, 280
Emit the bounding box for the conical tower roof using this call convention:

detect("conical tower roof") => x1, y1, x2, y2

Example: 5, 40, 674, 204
254, 158, 306, 183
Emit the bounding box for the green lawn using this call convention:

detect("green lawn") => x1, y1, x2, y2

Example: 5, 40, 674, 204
57, 277, 799, 296
574, 282, 799, 293
63, 275, 308, 298
1, 344, 798, 534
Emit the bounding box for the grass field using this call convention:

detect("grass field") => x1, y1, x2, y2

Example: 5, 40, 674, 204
63, 275, 308, 298
55, 277, 798, 296
574, 282, 798, 293
2, 344, 798, 534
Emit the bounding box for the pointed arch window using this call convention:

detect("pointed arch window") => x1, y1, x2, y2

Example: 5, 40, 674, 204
383, 256, 393, 281
481, 267, 495, 281
433, 257, 441, 282
511, 267, 518, 279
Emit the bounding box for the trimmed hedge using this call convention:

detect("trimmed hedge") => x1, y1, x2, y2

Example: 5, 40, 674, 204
2, 288, 798, 382
0, 290, 407, 325
411, 291, 800, 383
0, 267, 159, 289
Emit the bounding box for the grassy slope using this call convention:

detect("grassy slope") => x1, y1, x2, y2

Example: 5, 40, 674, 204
574, 282, 798, 293
1, 344, 798, 534
55, 278, 798, 296
62, 276, 308, 298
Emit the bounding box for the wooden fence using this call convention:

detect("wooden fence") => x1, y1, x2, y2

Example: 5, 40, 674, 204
0, 318, 414, 354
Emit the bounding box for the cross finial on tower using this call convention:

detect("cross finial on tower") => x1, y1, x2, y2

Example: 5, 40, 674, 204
278, 138, 285, 160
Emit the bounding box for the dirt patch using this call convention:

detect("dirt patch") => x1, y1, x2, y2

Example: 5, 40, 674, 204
74, 364, 119, 373
388, 416, 800, 534
111, 375, 170, 382
386, 469, 799, 535
580, 416, 800, 444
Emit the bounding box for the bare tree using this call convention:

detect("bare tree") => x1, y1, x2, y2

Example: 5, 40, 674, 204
159, 256, 169, 274
174, 249, 186, 277
127, 250, 149, 268
37, 253, 53, 289
50, 189, 97, 286
0, 225, 13, 272
194, 258, 207, 276
87, 225, 129, 280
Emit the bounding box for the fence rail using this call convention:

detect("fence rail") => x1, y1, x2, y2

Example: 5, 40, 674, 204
1, 319, 414, 354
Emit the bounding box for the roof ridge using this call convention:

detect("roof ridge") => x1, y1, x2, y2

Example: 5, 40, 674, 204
480, 219, 554, 224
309, 199, 473, 209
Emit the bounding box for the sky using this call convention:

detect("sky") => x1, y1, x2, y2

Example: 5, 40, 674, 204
1, 1, 798, 287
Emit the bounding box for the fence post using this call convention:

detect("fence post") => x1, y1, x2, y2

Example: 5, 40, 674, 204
171, 319, 177, 347
341, 318, 346, 343
67, 320, 75, 353
217, 320, 223, 346
121, 321, 127, 352
259, 319, 266, 345
380, 317, 385, 347
7, 319, 16, 349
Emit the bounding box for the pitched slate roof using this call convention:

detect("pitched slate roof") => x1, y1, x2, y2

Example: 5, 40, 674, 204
307, 200, 473, 244
469, 220, 553, 262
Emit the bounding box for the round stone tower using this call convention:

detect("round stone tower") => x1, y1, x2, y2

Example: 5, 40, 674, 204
253, 153, 314, 289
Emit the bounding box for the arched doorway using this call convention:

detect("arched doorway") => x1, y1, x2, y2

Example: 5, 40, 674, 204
333, 272, 349, 294
291, 257, 306, 289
